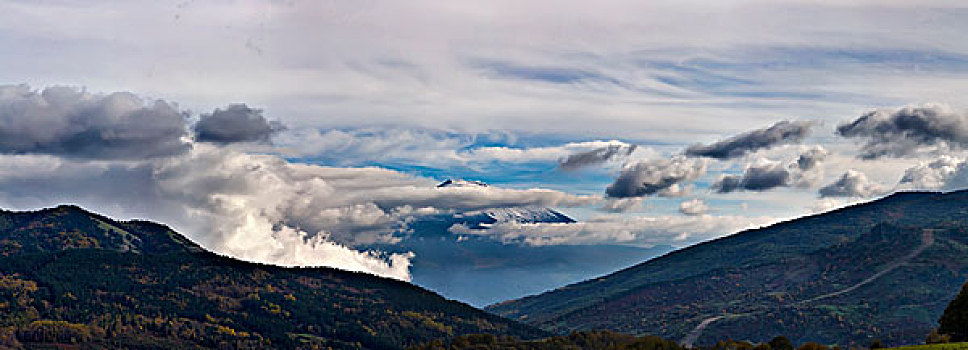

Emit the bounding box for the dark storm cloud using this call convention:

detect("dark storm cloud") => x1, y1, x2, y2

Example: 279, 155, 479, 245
559, 144, 637, 170
194, 104, 285, 144
818, 170, 885, 198
713, 161, 791, 193
0, 84, 189, 159
684, 120, 814, 159
713, 147, 828, 194
605, 157, 705, 198
836, 105, 968, 159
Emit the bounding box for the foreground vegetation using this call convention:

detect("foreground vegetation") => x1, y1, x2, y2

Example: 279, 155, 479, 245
410, 331, 684, 350
0, 205, 546, 349
411, 332, 968, 350
885, 343, 968, 350
412, 331, 960, 350
411, 276, 968, 350
940, 277, 968, 342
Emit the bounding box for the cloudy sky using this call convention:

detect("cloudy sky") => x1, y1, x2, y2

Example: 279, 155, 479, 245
3, 0, 968, 283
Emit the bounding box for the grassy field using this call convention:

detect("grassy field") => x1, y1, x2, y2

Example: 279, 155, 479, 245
888, 343, 968, 350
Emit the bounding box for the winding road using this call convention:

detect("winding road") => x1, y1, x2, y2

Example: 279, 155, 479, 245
680, 229, 936, 348
680, 315, 726, 348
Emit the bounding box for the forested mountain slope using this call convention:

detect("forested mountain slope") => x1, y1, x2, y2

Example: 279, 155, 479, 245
0, 205, 546, 349
488, 191, 968, 347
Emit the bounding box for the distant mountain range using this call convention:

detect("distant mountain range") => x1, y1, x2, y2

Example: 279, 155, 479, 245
0, 205, 546, 349
488, 191, 968, 347
369, 179, 670, 307
435, 179, 577, 224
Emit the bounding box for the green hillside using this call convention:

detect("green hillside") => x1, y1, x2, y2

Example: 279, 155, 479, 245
488, 191, 968, 347
886, 344, 968, 350
0, 205, 547, 349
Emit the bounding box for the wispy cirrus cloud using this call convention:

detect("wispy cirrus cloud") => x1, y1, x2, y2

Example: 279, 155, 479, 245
5, 1, 968, 143
277, 127, 642, 170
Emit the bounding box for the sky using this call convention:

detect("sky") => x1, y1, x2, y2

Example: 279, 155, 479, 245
3, 0, 968, 287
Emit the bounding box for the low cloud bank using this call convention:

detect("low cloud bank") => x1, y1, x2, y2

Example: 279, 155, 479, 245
0, 85, 595, 281
450, 214, 771, 247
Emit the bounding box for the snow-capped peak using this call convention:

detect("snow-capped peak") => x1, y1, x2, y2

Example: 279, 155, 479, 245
437, 179, 489, 188
435, 179, 574, 224
481, 207, 575, 224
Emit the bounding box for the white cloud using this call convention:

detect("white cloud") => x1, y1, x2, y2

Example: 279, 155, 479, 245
679, 199, 710, 216
276, 127, 644, 169
5, 0, 968, 289
599, 197, 646, 213
809, 198, 848, 213
4, 1, 968, 143
449, 214, 773, 248
0, 145, 597, 281
0, 83, 606, 283
899, 155, 968, 191
818, 169, 887, 198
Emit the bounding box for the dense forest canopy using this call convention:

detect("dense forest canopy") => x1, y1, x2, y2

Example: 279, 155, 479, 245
0, 205, 546, 349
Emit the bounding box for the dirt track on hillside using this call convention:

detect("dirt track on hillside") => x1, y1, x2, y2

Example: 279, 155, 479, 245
680, 229, 936, 348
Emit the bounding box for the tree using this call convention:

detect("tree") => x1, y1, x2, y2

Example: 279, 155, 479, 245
939, 281, 968, 342
925, 330, 951, 344
769, 336, 794, 350
797, 343, 828, 350
753, 343, 772, 350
